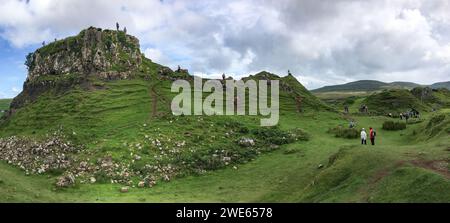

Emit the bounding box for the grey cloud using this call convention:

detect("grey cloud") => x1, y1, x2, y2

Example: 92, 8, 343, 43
1, 0, 449, 88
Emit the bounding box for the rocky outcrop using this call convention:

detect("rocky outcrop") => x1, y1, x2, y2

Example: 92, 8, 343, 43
8, 27, 143, 112
26, 27, 142, 80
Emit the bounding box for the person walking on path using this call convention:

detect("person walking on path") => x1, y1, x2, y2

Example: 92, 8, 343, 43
369, 127, 376, 145
360, 128, 367, 145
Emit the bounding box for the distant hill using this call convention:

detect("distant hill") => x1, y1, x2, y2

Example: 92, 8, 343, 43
311, 80, 422, 93
430, 81, 450, 90
359, 87, 450, 114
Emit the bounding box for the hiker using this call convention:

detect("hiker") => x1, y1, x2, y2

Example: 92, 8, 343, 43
349, 120, 356, 128
400, 113, 403, 120
296, 96, 303, 113
344, 105, 349, 114
369, 127, 376, 145
116, 22, 120, 31
361, 128, 367, 145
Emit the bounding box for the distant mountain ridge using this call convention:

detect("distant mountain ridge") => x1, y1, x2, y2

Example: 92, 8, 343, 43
430, 81, 450, 90
312, 80, 450, 92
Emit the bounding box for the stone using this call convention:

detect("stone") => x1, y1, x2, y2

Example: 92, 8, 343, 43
120, 187, 129, 193
237, 138, 255, 147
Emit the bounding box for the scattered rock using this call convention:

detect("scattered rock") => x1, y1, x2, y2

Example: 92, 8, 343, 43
120, 187, 129, 193
56, 173, 76, 187
237, 138, 255, 147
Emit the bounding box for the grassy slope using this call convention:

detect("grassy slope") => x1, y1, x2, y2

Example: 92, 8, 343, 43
1, 107, 449, 202
0, 99, 11, 118
0, 63, 449, 202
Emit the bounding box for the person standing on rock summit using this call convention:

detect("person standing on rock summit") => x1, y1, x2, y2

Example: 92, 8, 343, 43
116, 22, 120, 31
360, 128, 367, 145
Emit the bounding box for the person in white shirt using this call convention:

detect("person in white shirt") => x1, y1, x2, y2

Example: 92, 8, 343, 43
361, 128, 367, 145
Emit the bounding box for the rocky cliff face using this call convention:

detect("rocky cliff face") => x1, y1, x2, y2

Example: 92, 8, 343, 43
26, 27, 142, 80
9, 27, 143, 112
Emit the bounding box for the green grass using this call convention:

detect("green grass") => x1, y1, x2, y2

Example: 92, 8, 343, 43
1, 56, 449, 202
0, 99, 12, 117
1, 106, 449, 202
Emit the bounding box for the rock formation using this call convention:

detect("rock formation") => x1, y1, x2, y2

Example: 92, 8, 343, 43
10, 27, 143, 111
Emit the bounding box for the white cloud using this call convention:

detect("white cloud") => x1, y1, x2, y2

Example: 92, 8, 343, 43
0, 0, 449, 89
12, 87, 20, 93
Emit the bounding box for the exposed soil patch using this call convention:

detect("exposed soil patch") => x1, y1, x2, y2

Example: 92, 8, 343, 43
369, 161, 405, 186
409, 159, 450, 179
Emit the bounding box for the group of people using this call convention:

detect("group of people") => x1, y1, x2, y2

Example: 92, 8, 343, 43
400, 108, 420, 121
360, 127, 376, 145
359, 104, 369, 113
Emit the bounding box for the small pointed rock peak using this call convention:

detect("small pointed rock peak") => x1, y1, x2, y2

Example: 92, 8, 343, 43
251, 71, 280, 80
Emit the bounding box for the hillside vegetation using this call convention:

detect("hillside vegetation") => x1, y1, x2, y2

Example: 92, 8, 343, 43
0, 99, 12, 117
0, 27, 449, 203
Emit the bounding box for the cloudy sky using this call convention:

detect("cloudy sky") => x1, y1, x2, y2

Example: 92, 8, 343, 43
0, 0, 450, 98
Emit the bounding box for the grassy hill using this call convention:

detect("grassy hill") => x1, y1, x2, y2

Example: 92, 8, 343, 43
431, 81, 450, 90
361, 89, 430, 114
312, 80, 422, 93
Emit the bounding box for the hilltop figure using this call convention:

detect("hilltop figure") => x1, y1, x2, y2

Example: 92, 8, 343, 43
42, 41, 46, 46
116, 22, 120, 31
124, 27, 127, 34
360, 128, 367, 145
344, 105, 349, 114
288, 70, 292, 76
359, 104, 368, 113
222, 73, 226, 81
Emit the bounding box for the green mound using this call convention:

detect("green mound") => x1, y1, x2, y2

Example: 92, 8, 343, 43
422, 112, 450, 139
362, 89, 430, 114
382, 121, 406, 131
242, 71, 332, 113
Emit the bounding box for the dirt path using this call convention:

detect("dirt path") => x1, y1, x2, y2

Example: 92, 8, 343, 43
149, 81, 170, 118
409, 159, 450, 179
